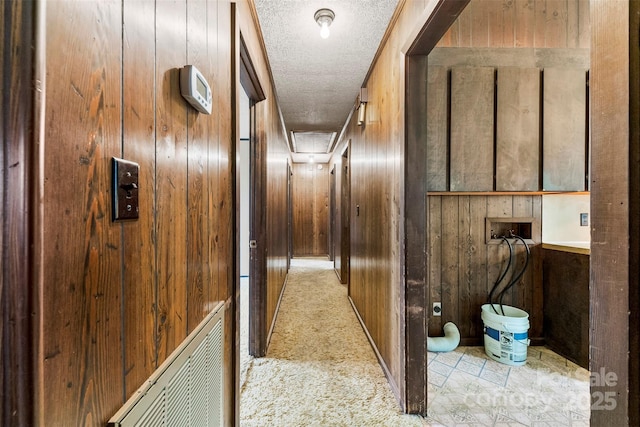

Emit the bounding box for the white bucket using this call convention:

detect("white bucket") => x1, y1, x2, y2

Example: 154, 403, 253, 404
481, 304, 530, 366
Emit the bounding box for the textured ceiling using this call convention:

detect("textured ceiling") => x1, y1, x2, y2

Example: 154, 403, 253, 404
253, 0, 399, 163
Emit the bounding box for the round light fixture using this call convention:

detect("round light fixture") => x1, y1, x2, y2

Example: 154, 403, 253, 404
314, 8, 335, 39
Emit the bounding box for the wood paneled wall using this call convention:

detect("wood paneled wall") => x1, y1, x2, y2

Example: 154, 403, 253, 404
427, 57, 589, 193
237, 0, 291, 353
438, 0, 590, 49
543, 248, 589, 368
1, 1, 36, 424
292, 163, 329, 256
427, 195, 543, 342
330, 0, 591, 414
590, 1, 634, 424
30, 0, 237, 424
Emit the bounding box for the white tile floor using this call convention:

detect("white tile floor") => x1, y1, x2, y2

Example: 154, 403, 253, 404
425, 346, 591, 426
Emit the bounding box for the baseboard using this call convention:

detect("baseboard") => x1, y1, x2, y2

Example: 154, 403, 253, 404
348, 296, 404, 410
266, 272, 289, 349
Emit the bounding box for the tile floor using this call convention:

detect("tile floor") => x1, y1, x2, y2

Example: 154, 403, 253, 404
425, 346, 591, 426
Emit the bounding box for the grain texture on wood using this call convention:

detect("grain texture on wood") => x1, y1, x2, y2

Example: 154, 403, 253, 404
496, 67, 540, 191
426, 65, 448, 191
450, 67, 495, 191
542, 68, 587, 191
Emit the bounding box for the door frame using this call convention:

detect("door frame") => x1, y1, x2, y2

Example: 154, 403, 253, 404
402, 0, 469, 413
237, 33, 267, 361
339, 143, 351, 286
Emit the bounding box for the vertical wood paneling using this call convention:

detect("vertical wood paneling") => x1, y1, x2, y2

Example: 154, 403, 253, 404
426, 65, 448, 191
438, 0, 590, 49
206, 0, 221, 307
543, 249, 589, 368
186, 0, 207, 334
486, 195, 514, 309
42, 1, 124, 424
542, 68, 587, 191
515, 0, 536, 47
155, 0, 188, 365
122, 0, 157, 397
496, 67, 540, 191
28, 0, 238, 425
629, 2, 640, 424
430, 195, 542, 344
590, 1, 631, 424
450, 67, 494, 191
427, 196, 442, 337
1, 1, 36, 424
544, 0, 568, 48
292, 163, 329, 256
441, 196, 460, 326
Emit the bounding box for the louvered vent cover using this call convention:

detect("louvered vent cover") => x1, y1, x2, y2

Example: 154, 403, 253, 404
108, 302, 225, 426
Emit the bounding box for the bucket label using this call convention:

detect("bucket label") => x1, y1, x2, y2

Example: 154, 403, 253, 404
484, 326, 528, 365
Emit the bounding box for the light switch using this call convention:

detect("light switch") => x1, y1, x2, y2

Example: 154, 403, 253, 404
112, 157, 139, 221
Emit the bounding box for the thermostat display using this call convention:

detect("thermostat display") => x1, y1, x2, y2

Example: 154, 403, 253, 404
180, 65, 212, 114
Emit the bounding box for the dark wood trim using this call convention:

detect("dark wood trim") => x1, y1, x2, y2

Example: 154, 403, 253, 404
589, 1, 631, 424
230, 3, 240, 425
403, 0, 470, 56
329, 165, 336, 262
1, 0, 36, 424
340, 143, 350, 287
403, 55, 429, 414
400, 0, 470, 414
248, 96, 267, 357
239, 35, 265, 103
628, 0, 640, 424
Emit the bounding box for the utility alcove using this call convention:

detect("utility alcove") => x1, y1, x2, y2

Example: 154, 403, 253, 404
415, 0, 593, 421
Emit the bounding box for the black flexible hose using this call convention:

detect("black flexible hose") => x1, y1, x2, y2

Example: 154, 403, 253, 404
498, 234, 530, 315
488, 236, 513, 315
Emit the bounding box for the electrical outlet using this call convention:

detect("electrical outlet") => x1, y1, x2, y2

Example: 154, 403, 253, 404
432, 302, 442, 317
580, 212, 589, 227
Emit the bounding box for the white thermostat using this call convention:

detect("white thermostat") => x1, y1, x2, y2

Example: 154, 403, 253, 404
180, 65, 212, 114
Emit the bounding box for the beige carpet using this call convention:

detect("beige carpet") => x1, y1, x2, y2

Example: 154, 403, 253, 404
239, 257, 424, 426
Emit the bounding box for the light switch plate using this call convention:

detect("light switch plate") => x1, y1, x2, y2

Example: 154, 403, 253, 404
112, 157, 140, 221
580, 212, 588, 227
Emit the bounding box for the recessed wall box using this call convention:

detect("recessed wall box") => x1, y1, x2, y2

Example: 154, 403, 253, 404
486, 217, 535, 244
180, 65, 212, 114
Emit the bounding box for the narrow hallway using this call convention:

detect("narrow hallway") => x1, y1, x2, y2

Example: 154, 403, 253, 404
239, 258, 424, 426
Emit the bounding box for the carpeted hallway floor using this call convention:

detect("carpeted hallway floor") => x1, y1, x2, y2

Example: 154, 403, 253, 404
239, 258, 590, 426
239, 257, 424, 426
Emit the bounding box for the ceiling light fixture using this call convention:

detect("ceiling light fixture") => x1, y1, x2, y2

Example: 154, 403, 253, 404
314, 8, 335, 39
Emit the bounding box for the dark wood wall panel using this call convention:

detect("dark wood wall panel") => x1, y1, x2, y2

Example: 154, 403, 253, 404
426, 66, 448, 191
155, 0, 189, 367
590, 1, 632, 424
450, 67, 494, 191
41, 1, 124, 423
543, 249, 589, 368
438, 0, 590, 49
427, 195, 543, 343
1, 1, 36, 424
426, 51, 589, 193
496, 67, 540, 191
122, 0, 157, 397
186, 0, 208, 337
542, 67, 587, 191
292, 163, 329, 256
36, 1, 236, 425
